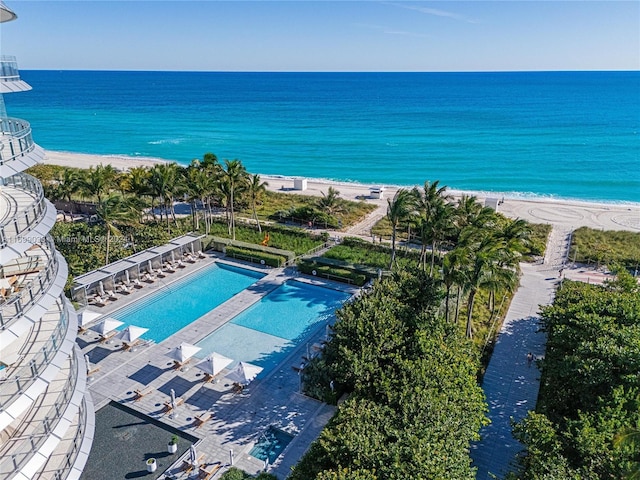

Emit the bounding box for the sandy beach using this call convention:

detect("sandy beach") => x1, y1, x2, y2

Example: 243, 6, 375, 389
42, 150, 640, 233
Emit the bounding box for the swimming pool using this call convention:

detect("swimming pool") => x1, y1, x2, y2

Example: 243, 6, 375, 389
195, 280, 351, 375
250, 427, 294, 464
109, 263, 265, 343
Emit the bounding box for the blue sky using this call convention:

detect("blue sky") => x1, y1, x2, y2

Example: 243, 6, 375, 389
1, 1, 638, 71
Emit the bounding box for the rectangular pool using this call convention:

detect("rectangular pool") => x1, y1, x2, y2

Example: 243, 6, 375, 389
109, 263, 265, 343
195, 280, 351, 376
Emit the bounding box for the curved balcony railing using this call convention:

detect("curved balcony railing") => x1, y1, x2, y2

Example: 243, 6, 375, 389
44, 398, 89, 480
0, 172, 47, 249
0, 351, 79, 479
0, 117, 36, 166
0, 300, 68, 412
0, 235, 60, 329
0, 56, 20, 82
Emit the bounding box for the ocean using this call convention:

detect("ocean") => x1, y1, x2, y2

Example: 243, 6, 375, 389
4, 70, 639, 204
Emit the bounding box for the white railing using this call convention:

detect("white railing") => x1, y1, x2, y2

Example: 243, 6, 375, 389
0, 301, 68, 411
0, 350, 78, 479
0, 172, 48, 248
0, 117, 36, 166
0, 235, 60, 328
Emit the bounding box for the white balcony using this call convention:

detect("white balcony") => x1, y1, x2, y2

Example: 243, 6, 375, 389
0, 299, 78, 435
1, 238, 67, 332
0, 118, 44, 178
0, 172, 57, 264
0, 344, 88, 480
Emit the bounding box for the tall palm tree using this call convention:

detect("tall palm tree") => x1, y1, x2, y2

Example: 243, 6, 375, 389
246, 173, 268, 233
95, 196, 138, 265
442, 247, 467, 323
462, 236, 507, 339
413, 181, 455, 275
386, 188, 416, 269
79, 164, 117, 203
149, 163, 183, 231
220, 159, 247, 240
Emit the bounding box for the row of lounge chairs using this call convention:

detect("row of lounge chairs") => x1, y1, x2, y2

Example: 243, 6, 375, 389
87, 252, 208, 306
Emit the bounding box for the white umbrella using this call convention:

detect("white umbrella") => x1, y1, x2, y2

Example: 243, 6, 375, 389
195, 352, 233, 377
98, 280, 106, 297
166, 343, 202, 364
125, 270, 130, 284
189, 444, 197, 465
226, 361, 263, 385
90, 317, 124, 335
84, 354, 92, 374
115, 325, 148, 343
170, 388, 177, 411
78, 309, 102, 328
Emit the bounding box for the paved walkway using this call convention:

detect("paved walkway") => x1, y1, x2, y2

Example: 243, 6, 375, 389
471, 226, 570, 479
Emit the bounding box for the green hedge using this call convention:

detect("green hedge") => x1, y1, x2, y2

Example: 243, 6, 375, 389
225, 246, 286, 268
298, 260, 367, 286
208, 235, 296, 261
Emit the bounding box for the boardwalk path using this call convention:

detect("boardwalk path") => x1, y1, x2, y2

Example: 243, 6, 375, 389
470, 225, 571, 479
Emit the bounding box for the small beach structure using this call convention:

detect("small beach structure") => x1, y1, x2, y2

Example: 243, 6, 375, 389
115, 325, 148, 350
293, 178, 307, 191
369, 186, 384, 199
166, 342, 202, 369
90, 317, 124, 342
195, 352, 233, 382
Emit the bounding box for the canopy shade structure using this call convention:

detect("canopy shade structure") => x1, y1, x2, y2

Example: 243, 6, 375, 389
71, 233, 205, 304
166, 343, 202, 363
226, 361, 263, 385
90, 317, 123, 335
195, 352, 233, 377
115, 325, 148, 343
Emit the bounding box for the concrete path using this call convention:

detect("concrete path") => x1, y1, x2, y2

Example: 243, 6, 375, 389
471, 226, 570, 479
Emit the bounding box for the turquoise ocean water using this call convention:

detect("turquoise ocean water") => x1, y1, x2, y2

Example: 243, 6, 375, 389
4, 71, 639, 203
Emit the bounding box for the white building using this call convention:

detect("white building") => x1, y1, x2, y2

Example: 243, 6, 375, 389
0, 2, 95, 479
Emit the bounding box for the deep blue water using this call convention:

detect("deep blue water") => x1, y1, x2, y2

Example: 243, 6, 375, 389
4, 70, 639, 203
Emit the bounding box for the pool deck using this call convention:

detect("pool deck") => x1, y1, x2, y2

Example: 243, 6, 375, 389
78, 253, 357, 479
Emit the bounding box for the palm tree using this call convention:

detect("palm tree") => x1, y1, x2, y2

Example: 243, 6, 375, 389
386, 189, 416, 269
79, 164, 117, 203
442, 247, 467, 323
95, 196, 138, 265
614, 427, 640, 479
413, 181, 454, 275
318, 187, 344, 217
56, 168, 80, 202
246, 173, 268, 233
149, 163, 183, 231
220, 159, 247, 240
462, 236, 506, 339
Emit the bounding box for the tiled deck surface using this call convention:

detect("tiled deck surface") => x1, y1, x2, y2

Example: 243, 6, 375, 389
78, 254, 355, 479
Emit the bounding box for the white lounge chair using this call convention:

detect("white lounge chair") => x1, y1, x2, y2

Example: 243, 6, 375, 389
141, 273, 156, 283
89, 295, 107, 307
196, 250, 206, 259
104, 289, 119, 301
156, 268, 167, 278
132, 278, 144, 289
176, 259, 187, 268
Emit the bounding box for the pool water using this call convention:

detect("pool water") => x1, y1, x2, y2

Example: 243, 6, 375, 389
195, 280, 350, 375
110, 263, 264, 343
249, 427, 294, 464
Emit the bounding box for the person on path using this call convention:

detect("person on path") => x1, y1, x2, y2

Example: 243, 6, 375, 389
527, 352, 534, 368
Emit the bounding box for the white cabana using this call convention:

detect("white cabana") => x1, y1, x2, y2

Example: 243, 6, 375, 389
195, 352, 233, 379
226, 361, 263, 385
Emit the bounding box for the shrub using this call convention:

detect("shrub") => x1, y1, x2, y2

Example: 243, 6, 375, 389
297, 260, 368, 286
225, 246, 286, 267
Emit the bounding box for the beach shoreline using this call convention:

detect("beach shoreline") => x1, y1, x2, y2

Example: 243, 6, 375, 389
41, 150, 640, 233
